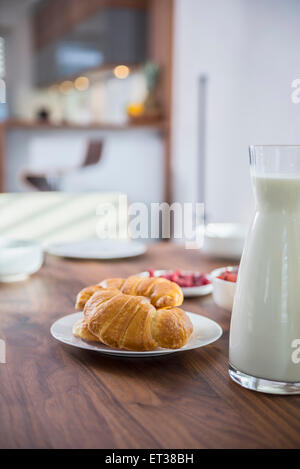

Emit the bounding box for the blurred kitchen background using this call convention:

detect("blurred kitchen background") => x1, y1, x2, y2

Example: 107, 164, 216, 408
1, 0, 300, 237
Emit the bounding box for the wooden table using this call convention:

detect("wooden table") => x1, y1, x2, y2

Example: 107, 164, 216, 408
0, 243, 299, 449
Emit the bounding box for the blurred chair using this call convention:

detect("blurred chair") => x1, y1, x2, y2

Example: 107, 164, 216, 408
21, 140, 104, 191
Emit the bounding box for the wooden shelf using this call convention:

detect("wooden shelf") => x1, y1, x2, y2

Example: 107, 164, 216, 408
0, 0, 174, 205
1, 119, 168, 132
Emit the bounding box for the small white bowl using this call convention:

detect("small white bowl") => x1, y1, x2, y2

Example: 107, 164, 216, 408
210, 266, 238, 311
202, 223, 247, 260
0, 238, 43, 282
138, 270, 213, 298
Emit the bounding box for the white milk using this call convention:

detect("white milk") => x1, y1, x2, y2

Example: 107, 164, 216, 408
230, 174, 300, 382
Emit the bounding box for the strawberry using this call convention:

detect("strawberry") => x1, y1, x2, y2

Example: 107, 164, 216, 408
154, 270, 211, 287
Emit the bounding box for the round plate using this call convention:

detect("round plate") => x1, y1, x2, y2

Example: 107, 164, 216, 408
138, 270, 213, 298
46, 239, 147, 260
50, 311, 222, 357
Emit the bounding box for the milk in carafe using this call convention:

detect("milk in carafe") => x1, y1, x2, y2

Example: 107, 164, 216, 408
230, 152, 300, 393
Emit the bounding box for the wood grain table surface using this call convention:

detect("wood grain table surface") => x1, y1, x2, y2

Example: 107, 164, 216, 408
0, 242, 299, 449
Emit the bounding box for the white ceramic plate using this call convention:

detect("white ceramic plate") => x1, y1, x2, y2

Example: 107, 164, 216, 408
46, 239, 147, 260
50, 311, 222, 357
138, 270, 213, 298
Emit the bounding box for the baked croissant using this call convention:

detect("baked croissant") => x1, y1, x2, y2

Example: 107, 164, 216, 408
73, 288, 193, 351
75, 275, 183, 310
75, 284, 104, 310
73, 317, 100, 342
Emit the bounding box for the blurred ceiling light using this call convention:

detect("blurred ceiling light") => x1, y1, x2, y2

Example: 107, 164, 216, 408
113, 65, 130, 79
59, 80, 73, 94
74, 76, 89, 91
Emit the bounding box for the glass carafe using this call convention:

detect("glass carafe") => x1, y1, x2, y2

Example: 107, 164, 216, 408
229, 145, 300, 394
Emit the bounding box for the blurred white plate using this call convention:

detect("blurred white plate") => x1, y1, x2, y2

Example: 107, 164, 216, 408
46, 239, 147, 260
138, 270, 212, 297
50, 311, 222, 357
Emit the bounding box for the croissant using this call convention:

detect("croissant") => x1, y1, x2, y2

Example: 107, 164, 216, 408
73, 288, 193, 351
75, 275, 183, 310
75, 284, 104, 310
73, 317, 100, 342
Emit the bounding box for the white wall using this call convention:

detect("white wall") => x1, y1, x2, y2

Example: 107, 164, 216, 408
5, 13, 34, 118
172, 0, 300, 224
